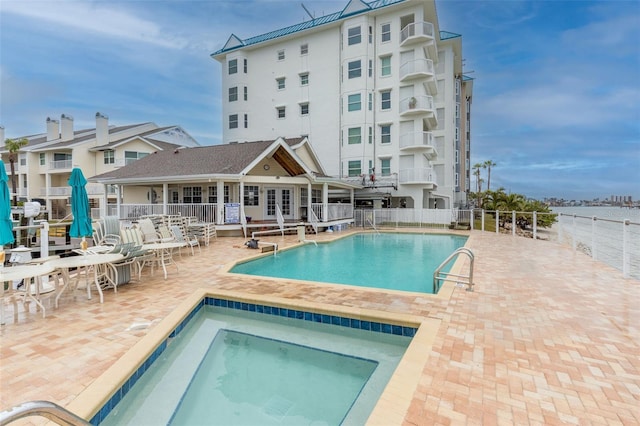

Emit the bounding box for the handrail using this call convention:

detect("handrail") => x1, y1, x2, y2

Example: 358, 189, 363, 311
0, 400, 90, 426
309, 207, 319, 234
366, 218, 380, 235
433, 247, 474, 293
276, 204, 285, 236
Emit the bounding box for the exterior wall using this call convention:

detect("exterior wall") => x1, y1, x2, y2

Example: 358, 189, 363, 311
215, 0, 470, 210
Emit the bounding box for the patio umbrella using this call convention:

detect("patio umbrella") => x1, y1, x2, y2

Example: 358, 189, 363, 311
0, 162, 14, 246
68, 168, 93, 247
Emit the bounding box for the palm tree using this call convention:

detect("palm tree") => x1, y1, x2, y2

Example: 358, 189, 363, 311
4, 137, 28, 205
483, 160, 496, 190
472, 163, 483, 193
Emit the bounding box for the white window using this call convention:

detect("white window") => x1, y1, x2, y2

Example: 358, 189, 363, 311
381, 23, 391, 42
103, 150, 114, 164
183, 186, 202, 204
368, 59, 373, 77
368, 126, 373, 144
244, 114, 248, 129
381, 125, 391, 144
300, 44, 308, 55
300, 103, 309, 115
244, 86, 248, 101
244, 185, 259, 206
228, 59, 237, 74
277, 49, 285, 60
229, 114, 238, 129
277, 107, 286, 119
300, 73, 309, 86
381, 90, 391, 110
348, 60, 361, 79
243, 58, 247, 73
381, 159, 391, 176
348, 160, 361, 177
39, 153, 46, 165
348, 127, 361, 144
347, 93, 361, 112
228, 86, 238, 102
276, 77, 285, 90
348, 26, 361, 45
368, 93, 373, 110
124, 151, 147, 165
380, 56, 391, 76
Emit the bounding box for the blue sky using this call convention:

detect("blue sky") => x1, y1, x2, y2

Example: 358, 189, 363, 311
1, 0, 638, 201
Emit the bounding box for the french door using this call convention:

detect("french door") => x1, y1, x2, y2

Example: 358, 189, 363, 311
265, 187, 293, 220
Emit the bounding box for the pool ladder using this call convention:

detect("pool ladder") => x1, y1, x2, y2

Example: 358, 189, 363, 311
0, 400, 90, 425
433, 247, 475, 293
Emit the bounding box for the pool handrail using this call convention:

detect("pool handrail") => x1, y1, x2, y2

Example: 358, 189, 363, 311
0, 400, 90, 426
433, 247, 474, 293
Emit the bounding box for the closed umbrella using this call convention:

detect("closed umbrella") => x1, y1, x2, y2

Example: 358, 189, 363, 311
0, 162, 15, 247
68, 168, 93, 249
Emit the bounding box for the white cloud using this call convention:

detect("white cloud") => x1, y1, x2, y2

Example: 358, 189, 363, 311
0, 0, 187, 49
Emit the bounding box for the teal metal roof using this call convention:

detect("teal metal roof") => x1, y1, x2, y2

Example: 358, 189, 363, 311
440, 30, 461, 40
462, 74, 475, 81
212, 0, 407, 56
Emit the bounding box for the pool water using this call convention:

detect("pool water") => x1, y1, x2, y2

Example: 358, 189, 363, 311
100, 305, 412, 425
232, 233, 468, 293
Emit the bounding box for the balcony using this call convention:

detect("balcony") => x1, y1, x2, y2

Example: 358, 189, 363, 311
400, 95, 437, 128
400, 21, 436, 58
400, 58, 434, 82
40, 183, 112, 197
398, 168, 437, 188
399, 132, 437, 159
49, 159, 73, 171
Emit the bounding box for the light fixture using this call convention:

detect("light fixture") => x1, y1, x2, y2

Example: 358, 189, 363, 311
263, 164, 270, 170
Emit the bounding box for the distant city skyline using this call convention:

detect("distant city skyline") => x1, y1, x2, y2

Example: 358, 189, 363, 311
1, 0, 638, 200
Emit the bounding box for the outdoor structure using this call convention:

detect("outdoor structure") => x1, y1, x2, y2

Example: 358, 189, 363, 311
89, 137, 359, 235
211, 0, 473, 209
0, 113, 200, 219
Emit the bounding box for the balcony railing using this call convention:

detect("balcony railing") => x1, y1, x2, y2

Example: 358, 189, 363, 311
399, 131, 437, 158
49, 159, 72, 170
311, 203, 354, 222
400, 95, 434, 116
400, 21, 435, 45
399, 58, 434, 82
117, 203, 218, 223
398, 168, 437, 185
39, 183, 114, 197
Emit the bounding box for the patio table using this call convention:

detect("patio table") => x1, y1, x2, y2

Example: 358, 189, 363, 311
47, 253, 124, 305
0, 263, 56, 323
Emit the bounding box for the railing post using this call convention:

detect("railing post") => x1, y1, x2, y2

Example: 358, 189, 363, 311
533, 211, 537, 239
591, 216, 597, 261
512, 211, 516, 236
572, 215, 577, 252
623, 219, 630, 278
470, 209, 474, 230
495, 211, 499, 234
481, 209, 485, 231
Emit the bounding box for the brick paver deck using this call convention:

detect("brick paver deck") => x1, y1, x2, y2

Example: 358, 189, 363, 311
1, 230, 638, 425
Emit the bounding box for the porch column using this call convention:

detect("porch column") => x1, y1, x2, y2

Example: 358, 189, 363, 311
101, 184, 108, 218
239, 181, 245, 221
45, 173, 52, 217
162, 183, 168, 215
322, 182, 328, 223
116, 185, 121, 218
307, 182, 312, 221
217, 181, 224, 225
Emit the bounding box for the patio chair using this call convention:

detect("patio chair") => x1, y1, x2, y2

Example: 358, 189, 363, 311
170, 225, 200, 256
120, 227, 155, 279
138, 218, 163, 243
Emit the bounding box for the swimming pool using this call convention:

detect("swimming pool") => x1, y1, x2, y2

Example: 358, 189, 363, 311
91, 294, 417, 425
231, 233, 468, 294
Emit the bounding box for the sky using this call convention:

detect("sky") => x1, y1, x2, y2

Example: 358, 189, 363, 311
0, 0, 638, 201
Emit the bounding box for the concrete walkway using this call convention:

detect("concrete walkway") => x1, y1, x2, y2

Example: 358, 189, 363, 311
0, 230, 638, 425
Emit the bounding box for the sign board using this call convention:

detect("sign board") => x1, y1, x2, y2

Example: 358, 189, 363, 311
224, 203, 240, 223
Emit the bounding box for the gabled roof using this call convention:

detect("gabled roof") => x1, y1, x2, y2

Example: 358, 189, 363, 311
89, 137, 318, 184
211, 0, 406, 57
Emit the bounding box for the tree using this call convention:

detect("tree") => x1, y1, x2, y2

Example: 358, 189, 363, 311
4, 137, 28, 205
483, 160, 496, 190
472, 163, 483, 193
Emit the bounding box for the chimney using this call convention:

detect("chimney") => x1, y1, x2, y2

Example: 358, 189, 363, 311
95, 112, 109, 146
60, 114, 74, 141
46, 117, 60, 141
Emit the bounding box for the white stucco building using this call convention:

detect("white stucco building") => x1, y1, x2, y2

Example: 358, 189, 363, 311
211, 0, 473, 209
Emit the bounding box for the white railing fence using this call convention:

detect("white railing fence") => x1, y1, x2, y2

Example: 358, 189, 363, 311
311, 203, 353, 222
354, 208, 456, 229
115, 203, 217, 222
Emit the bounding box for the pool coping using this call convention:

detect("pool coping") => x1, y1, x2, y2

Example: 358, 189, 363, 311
66, 288, 441, 425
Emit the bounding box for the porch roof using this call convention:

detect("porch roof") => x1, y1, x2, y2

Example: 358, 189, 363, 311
89, 137, 317, 184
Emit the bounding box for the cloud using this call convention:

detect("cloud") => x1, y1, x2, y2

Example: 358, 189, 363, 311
0, 0, 188, 49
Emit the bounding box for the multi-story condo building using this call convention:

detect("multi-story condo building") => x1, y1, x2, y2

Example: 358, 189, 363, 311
212, 0, 473, 209
0, 113, 200, 219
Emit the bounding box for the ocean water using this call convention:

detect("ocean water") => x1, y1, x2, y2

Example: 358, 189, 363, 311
551, 206, 640, 279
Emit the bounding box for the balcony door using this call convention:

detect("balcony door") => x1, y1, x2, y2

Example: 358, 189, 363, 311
265, 187, 293, 221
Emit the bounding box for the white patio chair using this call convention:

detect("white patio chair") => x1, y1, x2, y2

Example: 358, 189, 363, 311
170, 225, 200, 256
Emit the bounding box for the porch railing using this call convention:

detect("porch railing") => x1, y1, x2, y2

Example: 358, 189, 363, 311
311, 203, 354, 222
116, 203, 217, 223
